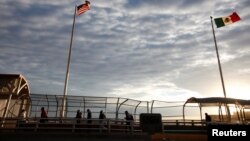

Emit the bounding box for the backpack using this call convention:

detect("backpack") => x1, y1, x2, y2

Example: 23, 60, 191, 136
129, 114, 134, 121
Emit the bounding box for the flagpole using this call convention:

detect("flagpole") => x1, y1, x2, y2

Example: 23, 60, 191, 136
210, 16, 227, 98
61, 6, 77, 118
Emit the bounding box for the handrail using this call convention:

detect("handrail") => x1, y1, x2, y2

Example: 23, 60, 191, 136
0, 117, 142, 134
2, 117, 247, 134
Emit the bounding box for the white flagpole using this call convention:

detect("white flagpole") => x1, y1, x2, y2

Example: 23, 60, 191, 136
61, 6, 77, 118
210, 16, 231, 121
210, 16, 227, 98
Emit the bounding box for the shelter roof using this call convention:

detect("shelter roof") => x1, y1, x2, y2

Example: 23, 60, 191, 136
185, 97, 250, 107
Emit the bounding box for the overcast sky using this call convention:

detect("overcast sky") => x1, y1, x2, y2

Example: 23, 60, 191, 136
1, 0, 250, 101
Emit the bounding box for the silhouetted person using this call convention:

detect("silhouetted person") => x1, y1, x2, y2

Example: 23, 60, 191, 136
87, 109, 92, 124
205, 113, 212, 123
125, 111, 134, 132
75, 110, 82, 123
40, 107, 48, 123
17, 109, 26, 127
99, 110, 106, 132
19, 109, 26, 122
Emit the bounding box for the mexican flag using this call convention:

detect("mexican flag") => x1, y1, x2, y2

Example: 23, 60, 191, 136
214, 12, 241, 28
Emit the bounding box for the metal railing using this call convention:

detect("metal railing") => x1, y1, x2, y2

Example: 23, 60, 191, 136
161, 119, 207, 133
0, 117, 142, 134
0, 117, 212, 135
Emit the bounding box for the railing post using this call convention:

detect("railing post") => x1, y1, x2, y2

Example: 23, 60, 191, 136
131, 120, 134, 134
107, 119, 110, 134
35, 118, 38, 132
72, 118, 75, 133
162, 122, 164, 133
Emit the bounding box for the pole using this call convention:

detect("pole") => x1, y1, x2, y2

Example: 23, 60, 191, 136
61, 6, 77, 118
210, 16, 227, 98
210, 16, 231, 121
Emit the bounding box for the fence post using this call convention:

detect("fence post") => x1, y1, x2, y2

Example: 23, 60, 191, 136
107, 119, 110, 134
35, 118, 38, 132
72, 118, 75, 133
131, 120, 134, 134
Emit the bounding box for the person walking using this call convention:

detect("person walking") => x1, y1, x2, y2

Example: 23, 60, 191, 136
124, 111, 134, 132
75, 110, 82, 124
99, 110, 106, 132
87, 109, 92, 124
40, 107, 48, 123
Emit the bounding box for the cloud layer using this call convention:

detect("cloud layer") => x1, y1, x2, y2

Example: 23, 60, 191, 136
1, 0, 250, 101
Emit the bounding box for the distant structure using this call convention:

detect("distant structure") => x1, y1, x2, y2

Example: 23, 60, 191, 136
0, 74, 31, 119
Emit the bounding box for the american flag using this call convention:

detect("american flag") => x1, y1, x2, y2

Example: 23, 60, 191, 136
77, 1, 91, 16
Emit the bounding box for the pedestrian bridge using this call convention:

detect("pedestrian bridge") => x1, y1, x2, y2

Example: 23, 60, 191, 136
1, 74, 250, 141
1, 74, 249, 124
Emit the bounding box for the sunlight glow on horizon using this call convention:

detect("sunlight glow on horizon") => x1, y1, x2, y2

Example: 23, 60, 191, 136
208, 81, 250, 100
226, 83, 250, 100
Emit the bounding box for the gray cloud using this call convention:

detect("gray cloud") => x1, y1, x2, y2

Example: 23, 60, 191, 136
1, 0, 250, 101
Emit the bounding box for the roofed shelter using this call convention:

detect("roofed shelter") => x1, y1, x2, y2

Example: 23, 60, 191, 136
0, 74, 31, 120
183, 97, 250, 123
